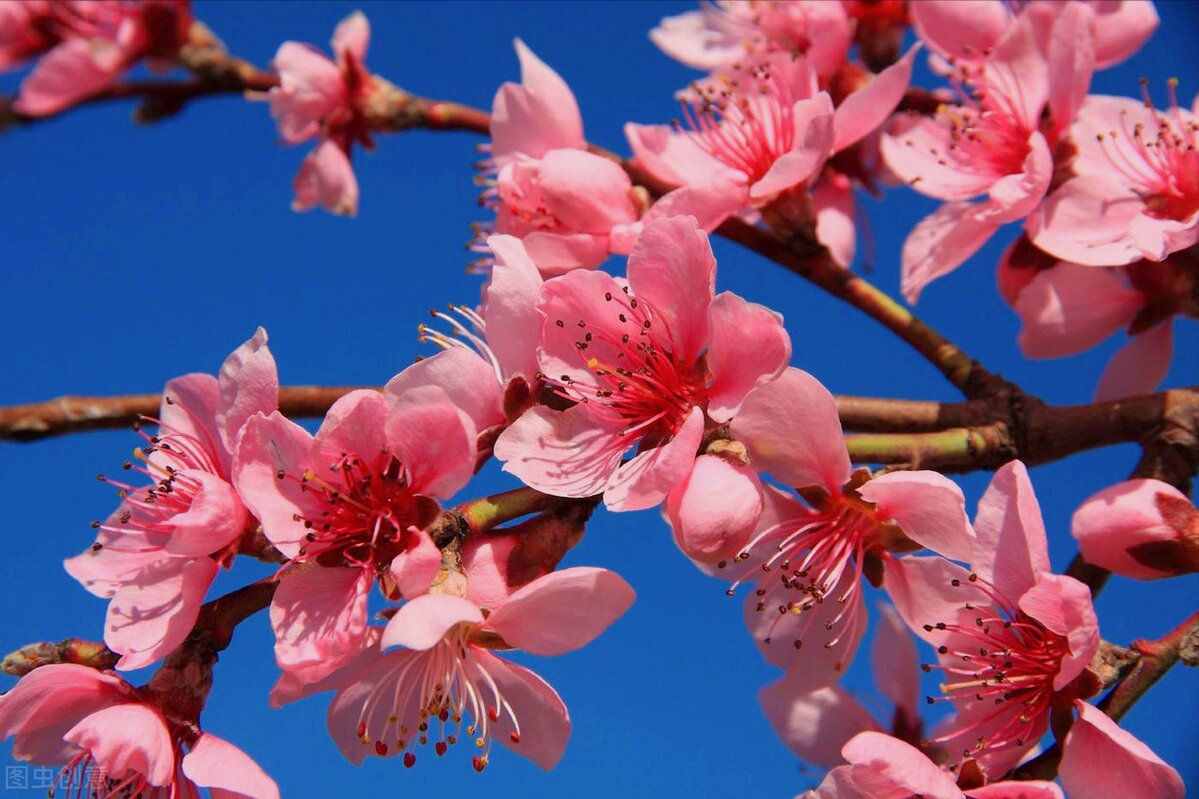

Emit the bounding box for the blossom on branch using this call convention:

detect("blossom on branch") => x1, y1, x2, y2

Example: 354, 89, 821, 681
1072, 477, 1199, 579
494, 215, 790, 512
5, 0, 192, 116
714, 366, 973, 690
886, 461, 1100, 779
0, 663, 279, 798
234, 379, 483, 685
279, 568, 634, 772
260, 11, 377, 216
64, 328, 278, 671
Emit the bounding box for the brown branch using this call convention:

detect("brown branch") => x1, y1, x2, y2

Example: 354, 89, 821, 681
0, 386, 365, 442
5, 387, 1196, 486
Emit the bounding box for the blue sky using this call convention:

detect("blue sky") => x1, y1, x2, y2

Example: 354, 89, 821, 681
1, 2, 1196, 797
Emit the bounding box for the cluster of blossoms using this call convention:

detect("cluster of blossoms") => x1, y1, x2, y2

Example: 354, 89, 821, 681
2, 1, 1197, 797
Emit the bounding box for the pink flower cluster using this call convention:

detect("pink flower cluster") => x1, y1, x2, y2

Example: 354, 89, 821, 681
0, 0, 192, 115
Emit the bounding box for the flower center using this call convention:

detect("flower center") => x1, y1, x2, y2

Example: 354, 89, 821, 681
282, 451, 436, 572
354, 626, 521, 771
678, 61, 797, 185
921, 573, 1069, 760
546, 285, 702, 444
1097, 81, 1199, 223
724, 492, 883, 663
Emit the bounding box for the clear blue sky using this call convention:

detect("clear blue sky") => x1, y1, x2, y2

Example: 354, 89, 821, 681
1, 2, 1196, 797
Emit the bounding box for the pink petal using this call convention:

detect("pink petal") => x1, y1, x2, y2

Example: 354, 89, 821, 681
969, 781, 1063, 799
270, 627, 384, 709
159, 470, 248, 557
0, 664, 132, 764
972, 460, 1050, 597
832, 45, 918, 153
232, 411, 317, 558
388, 526, 441, 599
520, 231, 612, 274
64, 703, 174, 787
270, 566, 371, 682
106, 556, 220, 671
1088, 0, 1159, 69
624, 121, 741, 194
484, 234, 545, 381
1045, 2, 1095, 139
537, 148, 637, 231
490, 39, 583, 159
813, 174, 856, 268
883, 554, 975, 647
385, 385, 477, 498
267, 42, 343, 143
324, 647, 421, 764
871, 603, 921, 722
1094, 321, 1173, 401
466, 649, 570, 770
859, 471, 973, 562
483, 567, 634, 655
910, 0, 1010, 62
705, 291, 791, 422
182, 733, 280, 799
648, 9, 744, 72
841, 731, 962, 799
759, 680, 880, 768
1014, 262, 1143, 359
666, 454, 761, 565
882, 115, 1002, 202
381, 593, 482, 651
159, 373, 220, 454
641, 180, 743, 235
900, 201, 1000, 303
1071, 478, 1193, 580
65, 540, 167, 600
384, 348, 504, 437
1059, 700, 1184, 799
1029, 175, 1145, 266
1017, 573, 1099, 690
603, 406, 704, 512
1129, 210, 1199, 264
330, 10, 369, 63
494, 405, 626, 499
216, 327, 278, 455
749, 94, 835, 200
291, 138, 358, 217
626, 216, 716, 365
746, 567, 866, 679
730, 367, 850, 492
535, 268, 634, 387
310, 388, 389, 467
13, 37, 126, 116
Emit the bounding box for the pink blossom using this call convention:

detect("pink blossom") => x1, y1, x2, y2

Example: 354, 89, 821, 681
884, 6, 1074, 302
626, 48, 916, 261
261, 11, 376, 216
716, 367, 972, 691
1029, 88, 1199, 267
886, 461, 1101, 779
650, 1, 852, 82
473, 40, 642, 274
234, 373, 486, 683
64, 328, 278, 670
1072, 478, 1199, 580
912, 0, 1157, 72
1058, 700, 1185, 799
302, 568, 634, 770
801, 731, 1063, 799
759, 604, 921, 767
10, 1, 192, 117
493, 215, 791, 512
403, 234, 545, 446
0, 664, 279, 798
1001, 239, 1195, 400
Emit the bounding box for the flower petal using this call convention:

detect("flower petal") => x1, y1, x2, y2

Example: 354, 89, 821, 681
859, 471, 973, 562
183, 733, 281, 799
382, 593, 483, 651
705, 291, 790, 422
483, 567, 634, 656
1094, 321, 1173, 402
758, 680, 880, 768
1059, 700, 1184, 799
972, 460, 1050, 598
64, 704, 174, 787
